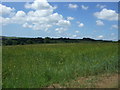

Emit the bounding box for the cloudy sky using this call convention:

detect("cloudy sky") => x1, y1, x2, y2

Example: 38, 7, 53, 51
1, 0, 119, 41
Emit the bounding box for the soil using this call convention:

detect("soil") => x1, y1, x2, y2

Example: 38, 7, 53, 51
46, 73, 119, 88
96, 74, 119, 88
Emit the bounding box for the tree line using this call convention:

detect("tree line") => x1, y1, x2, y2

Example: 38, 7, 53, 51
1, 36, 116, 46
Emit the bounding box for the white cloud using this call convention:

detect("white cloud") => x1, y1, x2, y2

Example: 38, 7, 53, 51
0, 17, 11, 25
111, 25, 118, 29
15, 11, 26, 17
77, 21, 84, 27
81, 5, 89, 10
97, 35, 104, 39
22, 23, 33, 28
75, 30, 79, 33
25, 0, 56, 10
55, 27, 67, 33
94, 8, 118, 21
57, 20, 71, 27
67, 17, 74, 21
96, 20, 104, 26
96, 4, 106, 9
68, 4, 78, 9
72, 35, 77, 38
27, 9, 53, 17
0, 4, 15, 16
78, 23, 84, 27
1, 0, 71, 32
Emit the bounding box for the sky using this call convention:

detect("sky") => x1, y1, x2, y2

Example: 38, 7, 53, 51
0, 0, 119, 41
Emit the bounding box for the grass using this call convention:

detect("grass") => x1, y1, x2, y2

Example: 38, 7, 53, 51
0, 46, 2, 89
2, 43, 118, 88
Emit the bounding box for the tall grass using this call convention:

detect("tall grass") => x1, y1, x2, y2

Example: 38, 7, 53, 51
2, 43, 118, 88
0, 46, 2, 89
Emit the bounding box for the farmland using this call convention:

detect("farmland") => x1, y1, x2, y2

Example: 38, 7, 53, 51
2, 43, 118, 88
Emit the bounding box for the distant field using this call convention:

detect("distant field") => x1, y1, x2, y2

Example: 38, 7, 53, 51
2, 43, 118, 88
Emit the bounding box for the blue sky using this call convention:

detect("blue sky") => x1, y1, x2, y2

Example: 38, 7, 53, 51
1, 0, 118, 41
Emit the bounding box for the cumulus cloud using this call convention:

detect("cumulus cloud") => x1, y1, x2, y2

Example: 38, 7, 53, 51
75, 30, 80, 33
1, 0, 71, 32
68, 4, 78, 9
0, 4, 15, 16
81, 5, 89, 10
77, 21, 84, 27
23, 23, 33, 28
78, 23, 84, 27
97, 35, 104, 39
96, 4, 106, 9
111, 25, 118, 29
67, 17, 74, 21
0, 17, 11, 25
72, 35, 77, 38
94, 8, 118, 21
96, 20, 104, 26
57, 20, 71, 27
55, 27, 67, 33
15, 11, 26, 17
25, 0, 56, 10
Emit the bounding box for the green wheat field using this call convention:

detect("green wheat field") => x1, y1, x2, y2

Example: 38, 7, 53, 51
2, 43, 118, 88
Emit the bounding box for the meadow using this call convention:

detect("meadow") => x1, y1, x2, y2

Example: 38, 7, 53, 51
2, 43, 118, 88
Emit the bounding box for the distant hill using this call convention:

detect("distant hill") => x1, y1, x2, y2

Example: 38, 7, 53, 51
1, 36, 116, 46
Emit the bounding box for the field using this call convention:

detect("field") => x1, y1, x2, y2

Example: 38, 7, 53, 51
0, 46, 2, 89
2, 43, 118, 88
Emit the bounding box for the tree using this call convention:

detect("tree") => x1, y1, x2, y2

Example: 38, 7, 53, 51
44, 37, 51, 43
26, 39, 34, 44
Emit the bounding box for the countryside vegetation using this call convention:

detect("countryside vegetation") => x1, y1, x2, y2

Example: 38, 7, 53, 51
1, 0, 119, 88
2, 37, 119, 88
2, 36, 116, 46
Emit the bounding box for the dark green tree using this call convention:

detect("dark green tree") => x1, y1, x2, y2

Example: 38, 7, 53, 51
44, 37, 51, 43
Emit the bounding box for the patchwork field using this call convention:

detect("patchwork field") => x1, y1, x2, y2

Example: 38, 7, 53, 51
2, 43, 118, 88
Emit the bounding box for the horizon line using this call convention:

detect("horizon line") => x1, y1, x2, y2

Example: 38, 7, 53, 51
1, 35, 118, 41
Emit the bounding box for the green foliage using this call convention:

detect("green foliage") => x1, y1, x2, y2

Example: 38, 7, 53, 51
2, 36, 115, 46
2, 43, 118, 88
44, 37, 51, 43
